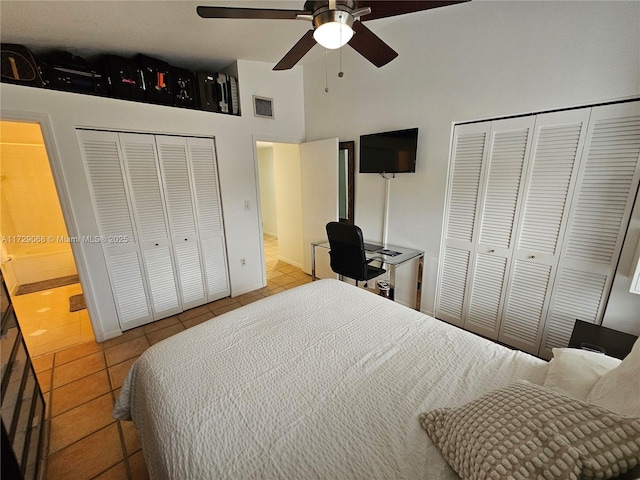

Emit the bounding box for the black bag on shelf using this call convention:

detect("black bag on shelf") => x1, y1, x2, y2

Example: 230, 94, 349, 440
103, 54, 146, 101
172, 67, 198, 109
39, 51, 107, 96
137, 54, 173, 105
197, 72, 218, 112
197, 72, 240, 115
1, 43, 44, 87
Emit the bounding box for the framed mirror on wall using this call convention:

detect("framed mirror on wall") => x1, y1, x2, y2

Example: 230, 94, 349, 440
339, 141, 355, 224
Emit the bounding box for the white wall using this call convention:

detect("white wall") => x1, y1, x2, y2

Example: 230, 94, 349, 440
302, 1, 640, 334
257, 146, 278, 236
273, 143, 304, 268
0, 59, 305, 341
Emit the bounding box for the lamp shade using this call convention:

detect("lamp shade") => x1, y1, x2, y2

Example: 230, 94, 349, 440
313, 22, 354, 49
313, 10, 355, 49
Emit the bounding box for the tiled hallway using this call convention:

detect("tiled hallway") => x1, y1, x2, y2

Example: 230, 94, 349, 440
12, 282, 95, 358
31, 235, 311, 479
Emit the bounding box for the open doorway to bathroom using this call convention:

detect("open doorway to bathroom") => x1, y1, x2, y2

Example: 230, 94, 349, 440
0, 120, 94, 357
255, 141, 311, 292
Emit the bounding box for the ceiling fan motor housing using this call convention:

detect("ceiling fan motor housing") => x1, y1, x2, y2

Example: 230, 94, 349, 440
312, 9, 354, 31
304, 0, 356, 15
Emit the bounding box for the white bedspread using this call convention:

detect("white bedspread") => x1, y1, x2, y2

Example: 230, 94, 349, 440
114, 279, 548, 480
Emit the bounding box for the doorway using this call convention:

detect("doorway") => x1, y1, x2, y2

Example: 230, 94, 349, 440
0, 120, 94, 356
255, 141, 308, 290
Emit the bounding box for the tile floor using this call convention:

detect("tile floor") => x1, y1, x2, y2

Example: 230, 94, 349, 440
12, 282, 95, 358
29, 235, 311, 479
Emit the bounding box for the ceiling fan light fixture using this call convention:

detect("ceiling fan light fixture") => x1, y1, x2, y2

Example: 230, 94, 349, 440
313, 10, 354, 49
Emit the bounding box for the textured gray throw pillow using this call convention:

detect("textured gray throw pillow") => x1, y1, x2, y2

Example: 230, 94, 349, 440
419, 381, 640, 480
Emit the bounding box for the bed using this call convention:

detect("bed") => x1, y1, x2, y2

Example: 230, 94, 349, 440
114, 279, 640, 480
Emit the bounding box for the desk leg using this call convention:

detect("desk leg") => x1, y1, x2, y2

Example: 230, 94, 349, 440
311, 244, 317, 281
416, 255, 424, 311
388, 265, 396, 301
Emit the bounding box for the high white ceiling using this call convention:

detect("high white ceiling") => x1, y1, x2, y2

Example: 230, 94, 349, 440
0, 0, 409, 73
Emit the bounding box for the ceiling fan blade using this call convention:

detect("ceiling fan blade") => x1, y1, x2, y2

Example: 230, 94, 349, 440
273, 30, 316, 70
197, 6, 309, 20
354, 0, 469, 21
348, 21, 398, 68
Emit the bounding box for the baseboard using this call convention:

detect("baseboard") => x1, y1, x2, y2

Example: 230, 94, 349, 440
232, 283, 266, 297
277, 256, 302, 269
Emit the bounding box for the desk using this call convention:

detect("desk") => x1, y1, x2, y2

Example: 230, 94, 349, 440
311, 241, 424, 310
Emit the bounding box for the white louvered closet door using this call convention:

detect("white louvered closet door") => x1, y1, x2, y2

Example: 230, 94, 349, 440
156, 136, 207, 309
497, 108, 592, 354
186, 137, 230, 302
436, 122, 489, 326
119, 133, 182, 319
539, 102, 640, 358
463, 117, 535, 339
77, 129, 153, 329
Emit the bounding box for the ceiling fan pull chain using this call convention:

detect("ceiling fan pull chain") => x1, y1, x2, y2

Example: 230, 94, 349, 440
325, 49, 329, 93
338, 25, 344, 78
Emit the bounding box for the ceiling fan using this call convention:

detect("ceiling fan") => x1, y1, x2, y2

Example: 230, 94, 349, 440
197, 1, 469, 71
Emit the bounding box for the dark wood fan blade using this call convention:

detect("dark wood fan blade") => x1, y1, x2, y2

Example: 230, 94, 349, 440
273, 30, 316, 70
348, 21, 398, 68
197, 6, 309, 20
354, 0, 469, 21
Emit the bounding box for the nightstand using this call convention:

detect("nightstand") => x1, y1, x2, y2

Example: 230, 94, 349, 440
568, 319, 638, 360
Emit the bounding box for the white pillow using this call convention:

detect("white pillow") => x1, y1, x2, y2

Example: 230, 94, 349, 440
543, 347, 621, 401
588, 337, 640, 417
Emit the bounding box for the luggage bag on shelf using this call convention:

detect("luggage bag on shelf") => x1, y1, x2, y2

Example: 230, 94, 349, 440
138, 54, 173, 105
172, 67, 198, 109
39, 51, 107, 96
1, 43, 44, 87
197, 72, 240, 115
103, 54, 146, 101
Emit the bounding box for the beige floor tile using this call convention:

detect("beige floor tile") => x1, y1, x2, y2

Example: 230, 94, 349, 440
47, 423, 123, 480
54, 340, 103, 367
266, 270, 285, 280
102, 327, 145, 349
181, 312, 215, 329
177, 305, 212, 321
211, 303, 241, 316
285, 278, 312, 289
49, 393, 115, 454
142, 315, 179, 334
51, 369, 111, 417
147, 323, 185, 345
108, 356, 138, 390
13, 283, 95, 357
263, 287, 286, 296
120, 420, 141, 455
52, 351, 105, 388
277, 264, 299, 274
236, 295, 264, 306
270, 274, 297, 286
105, 336, 150, 367
94, 461, 128, 480
31, 353, 54, 373
128, 450, 150, 480
36, 368, 53, 394
289, 270, 311, 280
207, 296, 237, 309
33, 333, 88, 358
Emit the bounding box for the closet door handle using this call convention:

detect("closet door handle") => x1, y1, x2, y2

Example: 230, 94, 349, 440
529, 255, 536, 259
488, 249, 495, 253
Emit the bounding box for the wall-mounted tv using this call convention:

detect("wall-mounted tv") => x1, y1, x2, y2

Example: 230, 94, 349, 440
359, 127, 419, 174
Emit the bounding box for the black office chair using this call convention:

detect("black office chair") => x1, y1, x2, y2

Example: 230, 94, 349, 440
325, 221, 386, 286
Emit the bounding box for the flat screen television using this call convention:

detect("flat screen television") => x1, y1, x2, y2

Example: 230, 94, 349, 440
359, 127, 418, 174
